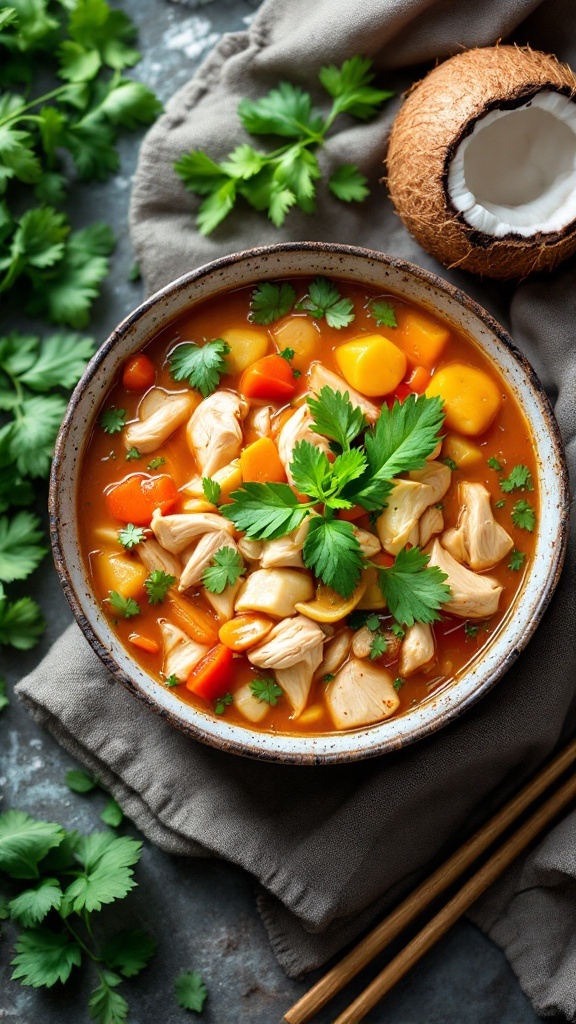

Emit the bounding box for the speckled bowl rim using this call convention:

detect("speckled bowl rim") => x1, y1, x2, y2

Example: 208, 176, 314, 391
50, 242, 570, 765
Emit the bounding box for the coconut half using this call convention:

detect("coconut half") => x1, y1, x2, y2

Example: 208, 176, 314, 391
386, 46, 576, 279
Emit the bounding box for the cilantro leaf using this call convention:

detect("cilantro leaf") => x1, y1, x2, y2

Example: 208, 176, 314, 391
202, 547, 245, 594
0, 591, 46, 649
443, 457, 458, 471
169, 339, 230, 398
487, 456, 503, 471
250, 677, 283, 706
296, 277, 355, 328
0, 810, 64, 880
214, 692, 233, 715
0, 206, 69, 290
511, 499, 536, 532
118, 524, 146, 549
508, 549, 526, 571
107, 591, 140, 618
500, 465, 534, 493
393, 677, 404, 691
100, 799, 123, 828
102, 929, 157, 978
100, 406, 125, 434
174, 150, 228, 195
17, 333, 95, 391
303, 516, 363, 598
96, 78, 162, 131
175, 970, 208, 1013
8, 878, 63, 928
238, 81, 324, 140
26, 223, 115, 328
378, 547, 451, 627
319, 55, 394, 121
220, 143, 266, 179
197, 179, 237, 235
369, 633, 388, 660
164, 674, 180, 688
144, 570, 175, 604
328, 164, 369, 203
11, 927, 82, 988
368, 299, 397, 328
65, 769, 98, 794
125, 446, 141, 461
249, 281, 296, 325
202, 478, 221, 504
307, 387, 367, 453
88, 971, 129, 1024
0, 511, 47, 582
221, 483, 311, 540
494, 499, 506, 509
289, 441, 335, 503
62, 833, 141, 914
8, 393, 67, 477
147, 456, 165, 471
279, 347, 295, 362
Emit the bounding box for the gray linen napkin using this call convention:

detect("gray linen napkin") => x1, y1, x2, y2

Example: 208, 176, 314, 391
17, 0, 576, 1017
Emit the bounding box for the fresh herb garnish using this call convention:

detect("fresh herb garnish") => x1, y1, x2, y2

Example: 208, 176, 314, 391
100, 407, 126, 434
214, 692, 233, 715
118, 524, 146, 550
393, 677, 404, 691
144, 571, 175, 605
175, 970, 208, 1013
377, 547, 450, 627
125, 447, 141, 461
307, 386, 366, 452
390, 623, 406, 639
250, 677, 283, 706
369, 633, 388, 660
500, 465, 534, 493
164, 674, 180, 688
511, 499, 536, 532
169, 339, 230, 398
202, 478, 221, 505
249, 282, 296, 325
107, 592, 140, 618
508, 549, 526, 571
100, 799, 123, 829
174, 56, 392, 234
65, 770, 98, 795
279, 347, 296, 362
365, 614, 381, 632
0, 513, 47, 583
295, 277, 355, 329
0, 584, 45, 650
202, 547, 245, 594
494, 499, 506, 509
303, 517, 364, 598
323, 674, 335, 683
487, 457, 503, 471
464, 622, 480, 638
368, 299, 397, 328
147, 457, 165, 471
0, 677, 9, 713
443, 457, 458, 471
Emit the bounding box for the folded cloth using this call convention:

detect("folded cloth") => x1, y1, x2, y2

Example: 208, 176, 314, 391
17, 0, 576, 1017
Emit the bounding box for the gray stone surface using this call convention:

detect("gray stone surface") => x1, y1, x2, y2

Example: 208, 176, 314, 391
0, 2, 559, 1022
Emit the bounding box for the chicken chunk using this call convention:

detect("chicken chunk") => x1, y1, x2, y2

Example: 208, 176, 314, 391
234, 683, 271, 724
427, 539, 502, 619
442, 481, 514, 571
277, 404, 331, 486
202, 580, 242, 622
179, 531, 238, 591
353, 526, 381, 558
276, 645, 324, 718
259, 521, 309, 569
235, 568, 314, 618
237, 537, 264, 563
247, 615, 325, 671
326, 658, 400, 729
151, 509, 234, 554
137, 538, 181, 580
187, 390, 248, 477
124, 390, 194, 455
419, 506, 444, 549
409, 460, 451, 504
159, 620, 208, 682
313, 628, 353, 681
245, 405, 273, 439
399, 623, 435, 676
308, 363, 380, 423
376, 479, 436, 555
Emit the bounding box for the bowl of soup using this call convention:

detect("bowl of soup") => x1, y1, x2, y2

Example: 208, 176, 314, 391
50, 242, 569, 763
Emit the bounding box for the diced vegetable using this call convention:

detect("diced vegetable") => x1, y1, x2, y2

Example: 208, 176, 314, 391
218, 613, 275, 651
128, 633, 160, 655
220, 326, 270, 374
442, 433, 483, 468
186, 643, 235, 700
122, 353, 156, 391
240, 436, 286, 484
334, 334, 407, 397
398, 310, 450, 368
94, 552, 148, 600
105, 474, 179, 525
271, 316, 321, 370
166, 592, 220, 646
239, 354, 296, 402
294, 580, 367, 624
406, 365, 431, 393
426, 364, 502, 436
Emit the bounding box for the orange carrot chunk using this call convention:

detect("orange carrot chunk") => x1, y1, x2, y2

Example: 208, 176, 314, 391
128, 633, 160, 655
186, 643, 234, 701
122, 354, 156, 391
105, 473, 179, 525
240, 436, 286, 483
239, 354, 296, 402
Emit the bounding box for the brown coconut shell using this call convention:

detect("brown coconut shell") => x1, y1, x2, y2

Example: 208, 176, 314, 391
386, 46, 576, 279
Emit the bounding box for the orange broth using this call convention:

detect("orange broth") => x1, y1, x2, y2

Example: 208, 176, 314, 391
78, 279, 538, 735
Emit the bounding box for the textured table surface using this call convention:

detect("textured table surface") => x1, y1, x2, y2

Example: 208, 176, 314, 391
0, 2, 554, 1022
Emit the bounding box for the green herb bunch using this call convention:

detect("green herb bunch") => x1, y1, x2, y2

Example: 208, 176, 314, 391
174, 56, 393, 234
0, 0, 162, 650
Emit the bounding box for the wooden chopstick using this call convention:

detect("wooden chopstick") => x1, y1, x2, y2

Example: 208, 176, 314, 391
284, 738, 576, 1024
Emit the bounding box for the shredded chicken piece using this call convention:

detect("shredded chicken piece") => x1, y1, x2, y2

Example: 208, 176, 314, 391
202, 581, 242, 622
179, 531, 238, 591
308, 363, 380, 423
151, 509, 234, 554
428, 539, 503, 619
245, 405, 273, 438
276, 645, 324, 718
125, 390, 194, 454
409, 460, 451, 504
376, 479, 436, 555
442, 481, 514, 570
260, 521, 309, 569
247, 615, 325, 671
159, 620, 208, 681
237, 538, 264, 563
181, 459, 241, 500
234, 683, 271, 724
137, 538, 181, 580
187, 390, 248, 477
326, 658, 400, 729
314, 628, 353, 681
419, 505, 444, 548
235, 568, 314, 618
399, 623, 435, 676
277, 404, 331, 485
353, 526, 381, 558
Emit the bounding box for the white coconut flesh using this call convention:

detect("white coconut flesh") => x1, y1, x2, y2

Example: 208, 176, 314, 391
447, 90, 576, 238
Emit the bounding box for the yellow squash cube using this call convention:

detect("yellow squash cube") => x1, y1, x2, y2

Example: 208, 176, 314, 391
426, 364, 502, 436
220, 326, 269, 374
335, 334, 407, 397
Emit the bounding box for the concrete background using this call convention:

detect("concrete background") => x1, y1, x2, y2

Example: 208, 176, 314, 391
0, 2, 560, 1022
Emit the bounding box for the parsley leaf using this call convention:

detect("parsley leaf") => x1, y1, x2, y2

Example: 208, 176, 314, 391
202, 547, 245, 594
169, 339, 230, 398
290, 441, 366, 509
250, 677, 283, 706
393, 677, 404, 691
443, 457, 458, 471
368, 299, 397, 328
144, 571, 175, 604
279, 347, 295, 361
221, 482, 311, 540
511, 499, 536, 532
118, 524, 145, 549
508, 549, 526, 571
369, 633, 388, 660
487, 456, 503, 471
295, 277, 355, 328
88, 971, 129, 1024
249, 281, 296, 325
100, 799, 123, 828
0, 511, 46, 582
328, 164, 369, 202
107, 591, 140, 618
147, 456, 165, 471
125, 446, 140, 461
378, 547, 451, 627
303, 517, 364, 598
494, 499, 506, 509
214, 692, 233, 715
102, 929, 156, 978
0, 810, 64, 880
100, 406, 126, 434
202, 478, 221, 505
318, 55, 394, 121
175, 970, 208, 1012
464, 622, 480, 638
0, 590, 46, 649
65, 769, 98, 794
11, 927, 82, 988
306, 387, 366, 452
62, 832, 141, 914
164, 674, 180, 688
9, 879, 63, 928
500, 465, 534, 493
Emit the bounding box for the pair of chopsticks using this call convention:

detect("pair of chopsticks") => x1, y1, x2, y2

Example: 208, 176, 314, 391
284, 738, 576, 1024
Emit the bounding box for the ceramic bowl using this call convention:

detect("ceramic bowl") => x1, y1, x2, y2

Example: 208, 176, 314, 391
50, 243, 569, 764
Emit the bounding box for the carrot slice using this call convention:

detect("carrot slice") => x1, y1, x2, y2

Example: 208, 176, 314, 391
337, 504, 366, 523
407, 365, 431, 394
239, 354, 296, 402
186, 643, 234, 701
122, 353, 155, 391
105, 474, 179, 525
166, 593, 219, 646
128, 633, 160, 655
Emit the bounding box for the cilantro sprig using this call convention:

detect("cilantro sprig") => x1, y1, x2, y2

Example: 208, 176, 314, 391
377, 547, 451, 627
144, 571, 175, 605
368, 299, 397, 328
500, 465, 534, 493
202, 547, 245, 594
175, 56, 393, 234
295, 277, 355, 328
250, 677, 283, 706
169, 339, 230, 398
